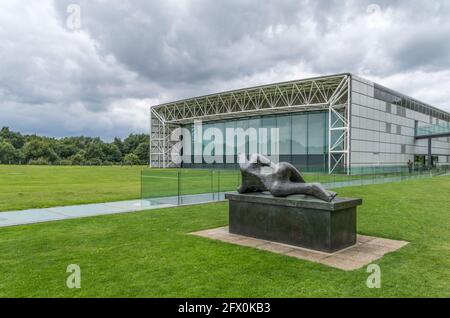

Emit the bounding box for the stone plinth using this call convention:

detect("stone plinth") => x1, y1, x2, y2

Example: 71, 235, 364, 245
225, 192, 362, 253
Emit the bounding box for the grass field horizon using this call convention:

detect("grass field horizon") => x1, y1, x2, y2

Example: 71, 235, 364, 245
0, 165, 144, 212
0, 165, 349, 212
2, 164, 442, 212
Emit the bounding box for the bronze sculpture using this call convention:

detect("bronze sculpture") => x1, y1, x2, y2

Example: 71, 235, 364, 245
237, 154, 337, 202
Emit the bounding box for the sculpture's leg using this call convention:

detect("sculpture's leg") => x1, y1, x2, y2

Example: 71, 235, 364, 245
306, 183, 337, 202
269, 182, 337, 202
274, 162, 306, 183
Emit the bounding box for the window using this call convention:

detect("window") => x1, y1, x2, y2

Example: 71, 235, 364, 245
374, 84, 450, 122
248, 117, 261, 154
291, 114, 307, 155
396, 125, 402, 135
398, 107, 406, 117
261, 116, 276, 155
386, 103, 391, 113
291, 113, 308, 167
385, 123, 391, 133
224, 119, 237, 165
277, 115, 291, 157
401, 144, 406, 154
307, 113, 326, 155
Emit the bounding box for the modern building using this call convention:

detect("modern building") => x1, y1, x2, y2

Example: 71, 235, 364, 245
150, 73, 450, 174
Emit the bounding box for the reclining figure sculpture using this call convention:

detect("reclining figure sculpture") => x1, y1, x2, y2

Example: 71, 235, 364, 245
237, 154, 337, 202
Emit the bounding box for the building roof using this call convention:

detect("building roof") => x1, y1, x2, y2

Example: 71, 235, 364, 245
151, 73, 350, 124
151, 73, 450, 123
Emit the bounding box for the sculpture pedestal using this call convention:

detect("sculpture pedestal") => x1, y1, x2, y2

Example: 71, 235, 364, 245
225, 192, 362, 253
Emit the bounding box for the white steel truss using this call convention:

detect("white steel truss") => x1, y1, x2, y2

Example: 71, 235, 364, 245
328, 75, 351, 174
150, 73, 351, 173
149, 110, 179, 168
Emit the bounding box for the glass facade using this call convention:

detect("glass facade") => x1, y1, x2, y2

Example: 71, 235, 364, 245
181, 111, 329, 171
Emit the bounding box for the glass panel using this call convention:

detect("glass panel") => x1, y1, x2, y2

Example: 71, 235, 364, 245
210, 121, 225, 168
224, 119, 237, 167
239, 118, 249, 158
180, 124, 192, 168
261, 116, 277, 156
141, 169, 179, 199
277, 115, 291, 163
248, 117, 260, 156
291, 113, 308, 168
308, 112, 327, 172
307, 112, 326, 155
202, 122, 213, 167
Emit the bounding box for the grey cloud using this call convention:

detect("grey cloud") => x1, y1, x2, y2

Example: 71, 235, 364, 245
1, 0, 450, 139
54, 0, 450, 83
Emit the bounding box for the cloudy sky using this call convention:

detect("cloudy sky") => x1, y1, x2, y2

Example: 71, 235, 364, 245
1, 0, 449, 140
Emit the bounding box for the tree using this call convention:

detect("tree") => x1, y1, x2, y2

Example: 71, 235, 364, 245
15, 148, 25, 164
58, 143, 78, 159
123, 134, 148, 155
113, 137, 124, 154
22, 140, 59, 163
58, 159, 73, 166
102, 144, 122, 163
0, 141, 17, 164
0, 127, 150, 166
85, 142, 104, 161
69, 152, 86, 165
0, 127, 25, 149
123, 153, 140, 165
28, 157, 49, 165
134, 142, 149, 164
87, 158, 102, 166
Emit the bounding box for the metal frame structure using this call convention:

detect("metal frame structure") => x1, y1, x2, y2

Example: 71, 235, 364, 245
150, 73, 351, 174
328, 76, 351, 174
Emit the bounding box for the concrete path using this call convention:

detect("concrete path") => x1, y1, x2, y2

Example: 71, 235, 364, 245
0, 200, 174, 228
0, 192, 229, 228
192, 226, 409, 271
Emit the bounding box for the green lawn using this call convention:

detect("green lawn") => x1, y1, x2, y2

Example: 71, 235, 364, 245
0, 175, 449, 297
0, 165, 144, 212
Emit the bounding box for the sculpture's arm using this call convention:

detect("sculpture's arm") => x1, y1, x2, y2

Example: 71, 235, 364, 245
255, 154, 277, 169
240, 153, 275, 168
289, 165, 306, 183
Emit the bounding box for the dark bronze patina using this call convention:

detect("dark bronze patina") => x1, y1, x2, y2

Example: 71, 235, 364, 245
237, 154, 337, 202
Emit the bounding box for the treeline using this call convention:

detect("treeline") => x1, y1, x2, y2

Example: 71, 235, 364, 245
0, 127, 149, 165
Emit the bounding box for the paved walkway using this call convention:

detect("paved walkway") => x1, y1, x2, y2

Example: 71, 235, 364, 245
0, 192, 228, 228
192, 226, 409, 271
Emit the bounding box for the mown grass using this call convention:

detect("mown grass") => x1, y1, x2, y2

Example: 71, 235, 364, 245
0, 175, 449, 297
0, 165, 144, 211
